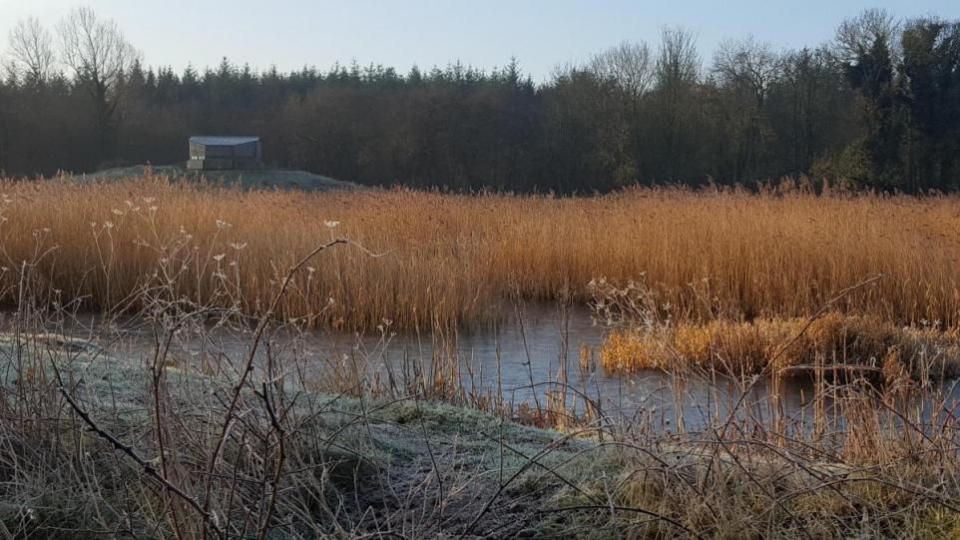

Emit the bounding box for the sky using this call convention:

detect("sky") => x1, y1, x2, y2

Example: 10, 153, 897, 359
1, 0, 959, 83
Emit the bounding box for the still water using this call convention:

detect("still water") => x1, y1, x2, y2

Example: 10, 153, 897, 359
74, 302, 913, 432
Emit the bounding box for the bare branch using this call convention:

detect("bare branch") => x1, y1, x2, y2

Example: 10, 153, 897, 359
590, 41, 653, 98
8, 17, 55, 84
57, 7, 140, 93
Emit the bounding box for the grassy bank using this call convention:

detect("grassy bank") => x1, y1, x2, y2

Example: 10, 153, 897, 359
3, 175, 960, 334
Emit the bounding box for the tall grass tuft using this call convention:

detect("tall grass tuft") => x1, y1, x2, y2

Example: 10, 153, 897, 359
600, 312, 960, 377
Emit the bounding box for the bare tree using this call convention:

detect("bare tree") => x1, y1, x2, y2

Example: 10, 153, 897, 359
713, 37, 780, 106
58, 6, 140, 164
835, 8, 899, 63
656, 27, 700, 91
590, 41, 653, 98
652, 27, 700, 180
8, 18, 56, 85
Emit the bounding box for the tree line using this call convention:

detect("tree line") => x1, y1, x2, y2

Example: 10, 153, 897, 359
0, 7, 958, 193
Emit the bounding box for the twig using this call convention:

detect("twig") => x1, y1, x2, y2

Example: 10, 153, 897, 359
51, 363, 225, 537
536, 505, 702, 538
255, 383, 286, 540
456, 425, 703, 539
201, 238, 347, 528
718, 274, 885, 437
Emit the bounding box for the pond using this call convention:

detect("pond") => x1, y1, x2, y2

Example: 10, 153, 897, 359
60, 302, 960, 433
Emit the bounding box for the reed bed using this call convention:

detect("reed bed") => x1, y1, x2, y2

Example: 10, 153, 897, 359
600, 312, 960, 378
2, 174, 960, 333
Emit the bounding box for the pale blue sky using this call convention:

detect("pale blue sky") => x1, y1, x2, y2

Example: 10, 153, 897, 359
2, 0, 958, 82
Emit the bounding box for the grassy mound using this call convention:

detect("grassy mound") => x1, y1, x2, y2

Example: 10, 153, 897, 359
85, 164, 357, 191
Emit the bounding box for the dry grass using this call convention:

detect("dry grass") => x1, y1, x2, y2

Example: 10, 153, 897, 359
0, 176, 959, 537
600, 312, 960, 378
2, 175, 960, 332
4, 294, 960, 538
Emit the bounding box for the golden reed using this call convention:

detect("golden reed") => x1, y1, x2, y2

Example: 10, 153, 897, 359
1, 174, 959, 333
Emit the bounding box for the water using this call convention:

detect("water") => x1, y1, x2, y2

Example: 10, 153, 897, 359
52, 304, 796, 428
53, 303, 960, 432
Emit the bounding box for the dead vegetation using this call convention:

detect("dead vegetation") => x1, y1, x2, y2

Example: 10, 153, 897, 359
0, 177, 958, 537
3, 175, 960, 333
600, 313, 960, 379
